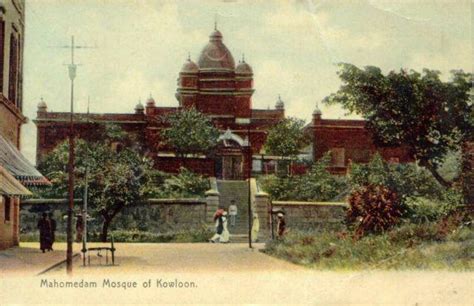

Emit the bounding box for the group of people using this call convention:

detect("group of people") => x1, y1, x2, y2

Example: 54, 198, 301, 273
37, 212, 57, 253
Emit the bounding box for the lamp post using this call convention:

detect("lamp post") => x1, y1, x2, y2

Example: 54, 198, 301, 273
247, 125, 252, 249
52, 36, 96, 274
66, 37, 77, 275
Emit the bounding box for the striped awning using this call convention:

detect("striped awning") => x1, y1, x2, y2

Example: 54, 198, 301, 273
0, 134, 50, 186
0, 165, 32, 196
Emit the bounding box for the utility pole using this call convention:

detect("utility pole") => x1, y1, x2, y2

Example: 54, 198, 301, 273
83, 96, 90, 248
247, 124, 252, 249
52, 36, 96, 274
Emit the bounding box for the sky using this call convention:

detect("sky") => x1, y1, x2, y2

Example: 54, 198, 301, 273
21, 0, 472, 163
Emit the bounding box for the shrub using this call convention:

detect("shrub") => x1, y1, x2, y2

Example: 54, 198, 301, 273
404, 187, 465, 223
347, 184, 402, 237
258, 154, 349, 201
160, 168, 209, 198
350, 154, 443, 203
143, 168, 209, 198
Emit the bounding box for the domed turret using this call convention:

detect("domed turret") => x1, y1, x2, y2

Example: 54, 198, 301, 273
37, 97, 47, 112
197, 26, 235, 71
235, 54, 253, 75
135, 99, 144, 114
275, 95, 285, 110
146, 94, 155, 107
313, 104, 322, 116
180, 54, 199, 74
313, 102, 322, 123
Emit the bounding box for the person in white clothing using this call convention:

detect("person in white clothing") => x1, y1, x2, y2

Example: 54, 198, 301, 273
228, 200, 238, 227
220, 211, 230, 243
251, 213, 260, 243
210, 209, 224, 243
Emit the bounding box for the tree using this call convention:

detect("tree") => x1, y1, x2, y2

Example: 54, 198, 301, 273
265, 117, 307, 157
37, 125, 156, 242
161, 107, 219, 167
264, 117, 307, 175
324, 64, 473, 187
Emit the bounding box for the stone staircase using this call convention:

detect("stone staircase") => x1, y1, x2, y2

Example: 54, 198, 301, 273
217, 180, 250, 236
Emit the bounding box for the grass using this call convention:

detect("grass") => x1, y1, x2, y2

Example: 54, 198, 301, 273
20, 227, 214, 243
263, 222, 474, 270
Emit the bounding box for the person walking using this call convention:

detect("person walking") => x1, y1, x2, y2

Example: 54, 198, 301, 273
48, 213, 57, 251
220, 211, 230, 243
210, 209, 224, 243
76, 213, 84, 243
276, 212, 286, 238
228, 200, 238, 227
251, 213, 260, 243
37, 213, 51, 253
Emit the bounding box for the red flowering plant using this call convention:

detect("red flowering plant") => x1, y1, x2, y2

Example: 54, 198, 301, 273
347, 184, 402, 238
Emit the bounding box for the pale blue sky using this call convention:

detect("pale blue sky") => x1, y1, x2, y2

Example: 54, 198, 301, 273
21, 0, 472, 163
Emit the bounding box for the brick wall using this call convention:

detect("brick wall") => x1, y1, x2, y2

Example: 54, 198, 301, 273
20, 199, 208, 237
310, 117, 413, 173
271, 201, 347, 232
0, 196, 19, 249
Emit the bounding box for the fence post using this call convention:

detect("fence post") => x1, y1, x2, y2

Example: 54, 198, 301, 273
205, 189, 220, 227
255, 191, 270, 240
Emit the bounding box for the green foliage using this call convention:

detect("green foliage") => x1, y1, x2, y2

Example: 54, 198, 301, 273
324, 64, 473, 187
35, 125, 156, 241
264, 224, 474, 270
264, 117, 308, 158
437, 149, 462, 182
21, 228, 214, 243
349, 154, 466, 224
258, 154, 348, 201
404, 188, 465, 223
161, 107, 220, 157
349, 154, 442, 202
144, 168, 209, 198
109, 227, 213, 243
347, 184, 402, 237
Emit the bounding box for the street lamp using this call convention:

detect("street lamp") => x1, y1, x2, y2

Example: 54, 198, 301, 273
52, 36, 96, 274
66, 37, 77, 275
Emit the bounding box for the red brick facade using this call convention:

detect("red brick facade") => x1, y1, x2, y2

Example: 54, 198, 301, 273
0, 0, 26, 250
308, 110, 413, 174
34, 28, 412, 179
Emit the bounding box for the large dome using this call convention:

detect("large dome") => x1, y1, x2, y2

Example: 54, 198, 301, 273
197, 29, 235, 71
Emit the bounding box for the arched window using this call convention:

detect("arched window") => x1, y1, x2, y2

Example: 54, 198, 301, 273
8, 33, 19, 106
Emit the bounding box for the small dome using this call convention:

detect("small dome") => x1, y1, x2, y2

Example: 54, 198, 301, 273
313, 103, 322, 116
275, 95, 285, 110
146, 94, 155, 107
37, 97, 47, 111
135, 99, 144, 114
181, 55, 199, 73
198, 28, 235, 71
235, 56, 253, 75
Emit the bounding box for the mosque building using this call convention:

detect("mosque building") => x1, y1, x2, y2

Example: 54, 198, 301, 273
34, 26, 411, 180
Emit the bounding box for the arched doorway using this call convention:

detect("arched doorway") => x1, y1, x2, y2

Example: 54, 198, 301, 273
215, 129, 245, 180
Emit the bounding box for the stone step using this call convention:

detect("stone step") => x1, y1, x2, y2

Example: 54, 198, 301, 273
229, 234, 249, 243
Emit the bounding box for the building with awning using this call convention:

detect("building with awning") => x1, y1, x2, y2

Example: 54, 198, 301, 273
0, 134, 50, 250
0, 134, 50, 187
0, 166, 32, 197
